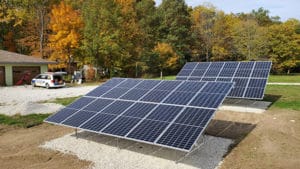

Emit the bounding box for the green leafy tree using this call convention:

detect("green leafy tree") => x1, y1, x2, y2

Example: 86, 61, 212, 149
157, 0, 192, 63
81, 0, 123, 77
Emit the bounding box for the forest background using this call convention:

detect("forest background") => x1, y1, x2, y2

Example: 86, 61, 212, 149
1, 0, 299, 77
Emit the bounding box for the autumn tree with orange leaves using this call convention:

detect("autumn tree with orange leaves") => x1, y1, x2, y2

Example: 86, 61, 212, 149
48, 1, 83, 70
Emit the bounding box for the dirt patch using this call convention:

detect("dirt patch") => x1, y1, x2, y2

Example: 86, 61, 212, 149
0, 124, 90, 169
211, 109, 300, 169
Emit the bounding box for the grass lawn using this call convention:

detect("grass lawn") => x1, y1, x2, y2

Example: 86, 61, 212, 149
0, 114, 50, 128
264, 85, 300, 111
268, 75, 300, 83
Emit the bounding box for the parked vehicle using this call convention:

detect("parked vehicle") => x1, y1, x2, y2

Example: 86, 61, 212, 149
31, 72, 65, 89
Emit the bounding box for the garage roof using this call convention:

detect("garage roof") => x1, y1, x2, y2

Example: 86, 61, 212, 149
0, 50, 56, 64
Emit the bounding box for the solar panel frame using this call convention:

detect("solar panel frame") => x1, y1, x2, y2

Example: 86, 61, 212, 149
176, 61, 272, 100
45, 78, 234, 152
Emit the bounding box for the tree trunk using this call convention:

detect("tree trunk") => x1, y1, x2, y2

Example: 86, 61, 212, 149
39, 9, 45, 58
160, 70, 163, 80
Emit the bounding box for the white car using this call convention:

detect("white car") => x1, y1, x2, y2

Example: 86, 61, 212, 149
31, 72, 66, 89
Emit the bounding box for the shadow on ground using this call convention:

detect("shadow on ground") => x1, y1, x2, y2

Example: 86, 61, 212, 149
206, 119, 256, 156
263, 94, 281, 107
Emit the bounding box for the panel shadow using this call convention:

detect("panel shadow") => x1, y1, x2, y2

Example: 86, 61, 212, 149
205, 119, 256, 156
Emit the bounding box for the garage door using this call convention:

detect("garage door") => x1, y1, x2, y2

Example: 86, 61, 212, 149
0, 66, 5, 86
13, 66, 40, 85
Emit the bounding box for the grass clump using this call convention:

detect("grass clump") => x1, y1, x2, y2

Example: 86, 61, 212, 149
46, 96, 80, 106
0, 114, 50, 128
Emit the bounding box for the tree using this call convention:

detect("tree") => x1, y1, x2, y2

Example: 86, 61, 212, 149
48, 1, 83, 70
266, 19, 300, 73
211, 12, 236, 61
157, 0, 191, 63
0, 0, 27, 52
232, 17, 267, 60
191, 4, 216, 61
251, 7, 281, 26
153, 42, 179, 78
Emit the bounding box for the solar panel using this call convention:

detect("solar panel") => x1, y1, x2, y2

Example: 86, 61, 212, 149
45, 78, 233, 152
176, 61, 272, 99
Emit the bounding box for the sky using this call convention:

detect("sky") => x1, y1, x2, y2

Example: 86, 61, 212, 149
154, 0, 300, 21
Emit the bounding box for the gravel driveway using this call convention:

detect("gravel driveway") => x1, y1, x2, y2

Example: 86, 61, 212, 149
0, 85, 97, 116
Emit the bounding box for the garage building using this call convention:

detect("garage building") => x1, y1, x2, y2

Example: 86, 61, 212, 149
0, 50, 55, 86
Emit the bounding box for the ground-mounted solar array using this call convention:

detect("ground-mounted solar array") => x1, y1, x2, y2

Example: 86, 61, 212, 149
45, 78, 233, 152
176, 61, 272, 100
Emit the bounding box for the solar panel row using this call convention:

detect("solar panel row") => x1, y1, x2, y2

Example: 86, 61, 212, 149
176, 61, 272, 99
46, 78, 233, 151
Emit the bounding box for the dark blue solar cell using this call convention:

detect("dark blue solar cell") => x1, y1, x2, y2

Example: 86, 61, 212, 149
102, 78, 126, 87
62, 110, 96, 127
188, 77, 202, 81
83, 98, 114, 112
248, 79, 267, 88
203, 69, 219, 77
140, 90, 170, 103
101, 101, 134, 115
177, 69, 191, 76
238, 62, 255, 69
177, 81, 206, 92
208, 62, 224, 69
102, 116, 141, 136
254, 61, 272, 69
195, 62, 210, 69
244, 88, 264, 99
219, 68, 236, 77
67, 97, 95, 109
191, 69, 206, 77
201, 77, 216, 81
175, 108, 214, 127
251, 69, 270, 78
157, 124, 203, 151
45, 108, 78, 123
176, 76, 188, 80
154, 81, 182, 91
86, 86, 112, 97
127, 119, 169, 142
117, 79, 142, 88
163, 91, 195, 105
135, 80, 160, 89
201, 82, 233, 94
216, 77, 232, 82
122, 102, 157, 118
189, 93, 225, 108
232, 78, 249, 87
182, 62, 197, 69
120, 89, 149, 100
234, 69, 252, 77
223, 62, 239, 69
80, 113, 117, 131
228, 87, 246, 97
101, 87, 130, 98
146, 105, 183, 122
